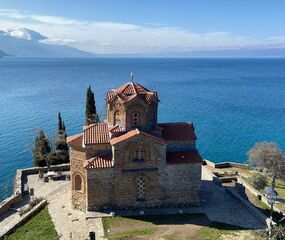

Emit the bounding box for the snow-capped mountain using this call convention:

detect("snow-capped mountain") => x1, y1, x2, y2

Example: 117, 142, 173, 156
0, 28, 93, 57
1, 28, 47, 41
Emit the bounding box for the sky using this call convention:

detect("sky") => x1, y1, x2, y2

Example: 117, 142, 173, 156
1, 0, 285, 54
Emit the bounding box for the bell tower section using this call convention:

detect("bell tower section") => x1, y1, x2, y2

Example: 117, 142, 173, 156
106, 82, 159, 132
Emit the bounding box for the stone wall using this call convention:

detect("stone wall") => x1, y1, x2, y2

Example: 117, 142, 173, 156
162, 163, 201, 206
87, 134, 168, 211
0, 194, 22, 216
70, 146, 87, 211
107, 99, 125, 128
86, 168, 115, 210
1, 163, 70, 217
107, 97, 158, 131
238, 177, 285, 215
85, 143, 111, 159
0, 200, 47, 239
85, 132, 202, 211
204, 159, 250, 169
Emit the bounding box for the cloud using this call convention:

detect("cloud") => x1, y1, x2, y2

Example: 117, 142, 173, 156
100, 42, 112, 47
40, 38, 76, 45
0, 9, 26, 19
1, 8, 285, 54
31, 15, 88, 26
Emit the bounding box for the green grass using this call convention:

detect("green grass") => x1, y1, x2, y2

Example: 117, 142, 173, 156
252, 196, 270, 210
192, 226, 264, 240
190, 222, 241, 240
102, 216, 157, 240
190, 222, 265, 240
102, 215, 264, 240
104, 228, 156, 240
6, 206, 58, 240
163, 233, 178, 240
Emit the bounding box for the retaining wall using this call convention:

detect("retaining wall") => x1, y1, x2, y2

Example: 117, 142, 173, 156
0, 200, 47, 239
203, 159, 250, 169
238, 177, 285, 215
0, 164, 70, 217
225, 187, 269, 228
0, 194, 22, 216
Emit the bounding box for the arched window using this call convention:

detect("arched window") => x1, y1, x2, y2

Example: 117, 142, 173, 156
136, 177, 145, 200
114, 110, 121, 126
74, 174, 83, 192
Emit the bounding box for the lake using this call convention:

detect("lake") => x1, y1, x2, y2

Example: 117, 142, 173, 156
1, 57, 285, 199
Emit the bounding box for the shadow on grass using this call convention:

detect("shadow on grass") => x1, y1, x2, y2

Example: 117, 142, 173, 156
117, 213, 249, 231
126, 213, 210, 226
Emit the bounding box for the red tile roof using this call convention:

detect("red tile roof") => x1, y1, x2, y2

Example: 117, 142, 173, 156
84, 156, 113, 169
67, 134, 83, 148
159, 122, 197, 141
110, 129, 166, 145
166, 150, 202, 164
84, 123, 110, 144
109, 125, 124, 133
106, 82, 158, 104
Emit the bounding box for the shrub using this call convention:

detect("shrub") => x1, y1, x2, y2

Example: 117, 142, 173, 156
249, 172, 267, 191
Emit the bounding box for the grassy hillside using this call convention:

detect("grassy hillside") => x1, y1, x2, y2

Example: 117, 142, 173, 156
7, 206, 58, 240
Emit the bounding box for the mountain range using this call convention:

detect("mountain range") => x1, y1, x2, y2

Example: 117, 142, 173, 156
1, 27, 285, 58
0, 49, 7, 58
0, 28, 92, 57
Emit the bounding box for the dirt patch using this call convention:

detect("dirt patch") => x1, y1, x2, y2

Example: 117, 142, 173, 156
104, 214, 212, 240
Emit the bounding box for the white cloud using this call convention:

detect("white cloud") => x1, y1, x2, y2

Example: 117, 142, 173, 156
40, 38, 76, 45
31, 15, 88, 26
1, 9, 285, 54
0, 9, 26, 19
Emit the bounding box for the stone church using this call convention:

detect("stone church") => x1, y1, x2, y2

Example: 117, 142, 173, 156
67, 81, 202, 212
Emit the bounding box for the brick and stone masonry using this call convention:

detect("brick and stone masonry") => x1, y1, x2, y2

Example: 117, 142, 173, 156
67, 81, 202, 211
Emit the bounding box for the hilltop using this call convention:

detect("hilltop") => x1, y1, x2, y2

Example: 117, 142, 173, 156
0, 28, 93, 57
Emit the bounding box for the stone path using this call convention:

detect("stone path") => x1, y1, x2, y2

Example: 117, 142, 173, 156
47, 183, 105, 240
27, 174, 105, 240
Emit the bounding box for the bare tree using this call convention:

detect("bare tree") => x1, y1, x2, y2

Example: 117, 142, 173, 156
248, 142, 285, 189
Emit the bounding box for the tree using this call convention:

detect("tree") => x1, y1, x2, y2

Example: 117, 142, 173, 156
58, 112, 63, 132
54, 112, 69, 164
32, 130, 52, 167
248, 172, 267, 190
248, 142, 285, 189
85, 85, 99, 125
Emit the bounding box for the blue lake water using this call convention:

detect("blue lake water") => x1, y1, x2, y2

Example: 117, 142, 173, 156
1, 57, 285, 199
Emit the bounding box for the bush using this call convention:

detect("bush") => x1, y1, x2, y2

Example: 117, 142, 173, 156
249, 172, 267, 191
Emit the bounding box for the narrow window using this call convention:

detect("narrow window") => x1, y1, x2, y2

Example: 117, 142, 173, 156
136, 177, 145, 200
132, 113, 139, 127
140, 150, 144, 160
74, 174, 82, 192
114, 111, 121, 125
135, 150, 139, 159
